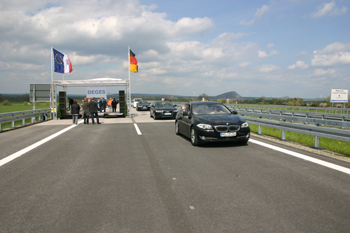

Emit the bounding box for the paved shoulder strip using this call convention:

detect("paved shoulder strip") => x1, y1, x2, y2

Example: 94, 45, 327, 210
0, 122, 81, 167
250, 139, 350, 175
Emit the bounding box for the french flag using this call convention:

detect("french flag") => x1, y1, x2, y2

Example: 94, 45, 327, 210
53, 48, 73, 73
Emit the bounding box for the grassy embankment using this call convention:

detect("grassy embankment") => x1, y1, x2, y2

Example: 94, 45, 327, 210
248, 123, 350, 157
236, 105, 350, 156
0, 101, 51, 131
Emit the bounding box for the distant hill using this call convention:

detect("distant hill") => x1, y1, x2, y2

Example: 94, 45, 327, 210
214, 91, 243, 100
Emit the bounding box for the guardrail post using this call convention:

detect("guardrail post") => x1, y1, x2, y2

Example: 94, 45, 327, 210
282, 130, 286, 140
314, 136, 319, 148
258, 125, 262, 135
22, 119, 25, 126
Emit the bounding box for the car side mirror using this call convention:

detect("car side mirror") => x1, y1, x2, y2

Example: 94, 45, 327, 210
183, 111, 189, 116
173, 104, 177, 107
231, 110, 238, 115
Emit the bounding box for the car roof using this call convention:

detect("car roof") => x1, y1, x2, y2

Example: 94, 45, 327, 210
189, 101, 222, 105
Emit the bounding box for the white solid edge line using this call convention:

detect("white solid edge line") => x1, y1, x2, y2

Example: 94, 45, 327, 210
0, 122, 81, 167
249, 139, 350, 175
134, 123, 142, 135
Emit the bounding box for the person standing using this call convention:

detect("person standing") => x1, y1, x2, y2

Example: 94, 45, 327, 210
68, 97, 74, 113
112, 98, 117, 112
89, 97, 101, 124
82, 98, 90, 124
99, 98, 103, 112
103, 98, 107, 112
71, 100, 80, 125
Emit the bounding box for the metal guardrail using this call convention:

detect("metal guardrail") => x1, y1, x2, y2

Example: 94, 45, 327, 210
243, 117, 350, 148
0, 109, 51, 132
231, 104, 350, 115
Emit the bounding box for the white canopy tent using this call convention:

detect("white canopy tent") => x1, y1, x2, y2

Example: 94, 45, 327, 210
51, 78, 131, 119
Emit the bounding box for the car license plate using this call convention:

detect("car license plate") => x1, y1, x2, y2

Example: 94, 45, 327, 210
164, 112, 171, 115
220, 132, 236, 137
143, 107, 147, 109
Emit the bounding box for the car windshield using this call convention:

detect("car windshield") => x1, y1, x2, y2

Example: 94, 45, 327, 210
155, 102, 173, 108
192, 104, 231, 115
139, 101, 149, 104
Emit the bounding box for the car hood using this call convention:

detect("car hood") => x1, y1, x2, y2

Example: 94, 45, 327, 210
155, 107, 177, 110
194, 114, 245, 125
138, 103, 150, 106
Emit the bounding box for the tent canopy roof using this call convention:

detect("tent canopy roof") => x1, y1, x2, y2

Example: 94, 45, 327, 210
53, 78, 129, 87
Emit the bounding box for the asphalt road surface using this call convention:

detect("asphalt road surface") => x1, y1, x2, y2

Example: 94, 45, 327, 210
1, 108, 350, 232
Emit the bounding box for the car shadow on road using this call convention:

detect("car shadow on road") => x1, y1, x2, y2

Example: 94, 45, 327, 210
176, 134, 248, 148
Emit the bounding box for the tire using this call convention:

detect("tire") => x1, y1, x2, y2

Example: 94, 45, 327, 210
175, 121, 180, 135
190, 127, 201, 146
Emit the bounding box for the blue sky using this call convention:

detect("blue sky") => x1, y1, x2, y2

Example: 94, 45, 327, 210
0, 0, 349, 98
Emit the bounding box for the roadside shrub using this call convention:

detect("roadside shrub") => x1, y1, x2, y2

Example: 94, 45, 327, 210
23, 101, 28, 105
1, 100, 11, 106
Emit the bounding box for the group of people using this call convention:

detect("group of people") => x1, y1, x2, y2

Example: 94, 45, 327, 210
69, 97, 101, 125
68, 97, 120, 125
99, 98, 119, 112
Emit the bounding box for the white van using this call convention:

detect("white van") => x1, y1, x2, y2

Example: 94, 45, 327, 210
133, 98, 143, 108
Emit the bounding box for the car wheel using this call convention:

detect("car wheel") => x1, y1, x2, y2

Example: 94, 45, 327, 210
175, 121, 180, 135
190, 127, 201, 146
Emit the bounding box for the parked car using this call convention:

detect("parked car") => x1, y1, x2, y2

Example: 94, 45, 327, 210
133, 98, 143, 108
175, 101, 250, 146
136, 101, 151, 111
150, 101, 178, 119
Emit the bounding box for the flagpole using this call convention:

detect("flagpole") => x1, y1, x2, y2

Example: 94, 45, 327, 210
128, 46, 131, 118
51, 46, 53, 119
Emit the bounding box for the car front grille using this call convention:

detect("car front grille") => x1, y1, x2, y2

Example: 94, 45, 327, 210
214, 125, 240, 132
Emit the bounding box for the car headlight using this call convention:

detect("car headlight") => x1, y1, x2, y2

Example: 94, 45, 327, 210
241, 122, 249, 128
155, 110, 163, 113
173, 110, 178, 112
197, 123, 213, 130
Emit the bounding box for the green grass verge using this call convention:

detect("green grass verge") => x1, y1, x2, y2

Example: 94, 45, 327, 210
249, 124, 350, 156
0, 102, 51, 113
0, 102, 51, 131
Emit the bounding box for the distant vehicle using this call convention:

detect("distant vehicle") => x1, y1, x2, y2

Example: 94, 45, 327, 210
175, 101, 250, 146
136, 101, 151, 111
133, 98, 143, 108
150, 101, 178, 119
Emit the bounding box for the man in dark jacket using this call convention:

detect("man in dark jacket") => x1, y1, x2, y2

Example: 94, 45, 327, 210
103, 98, 107, 112
89, 97, 101, 124
82, 98, 90, 124
71, 100, 80, 125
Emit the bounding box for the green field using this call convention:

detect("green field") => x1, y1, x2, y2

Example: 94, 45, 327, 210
0, 101, 51, 131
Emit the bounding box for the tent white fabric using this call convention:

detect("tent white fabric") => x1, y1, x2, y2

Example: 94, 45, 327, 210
51, 78, 130, 118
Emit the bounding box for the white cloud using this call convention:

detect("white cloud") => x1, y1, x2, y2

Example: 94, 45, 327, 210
288, 61, 309, 70
311, 52, 350, 66
267, 43, 274, 48
239, 5, 269, 25
313, 68, 337, 77
259, 64, 279, 73
295, 51, 307, 57
314, 42, 350, 55
257, 50, 279, 59
311, 1, 348, 18
239, 61, 251, 67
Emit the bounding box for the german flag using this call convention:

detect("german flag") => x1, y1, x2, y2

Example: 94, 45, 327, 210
130, 49, 138, 73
